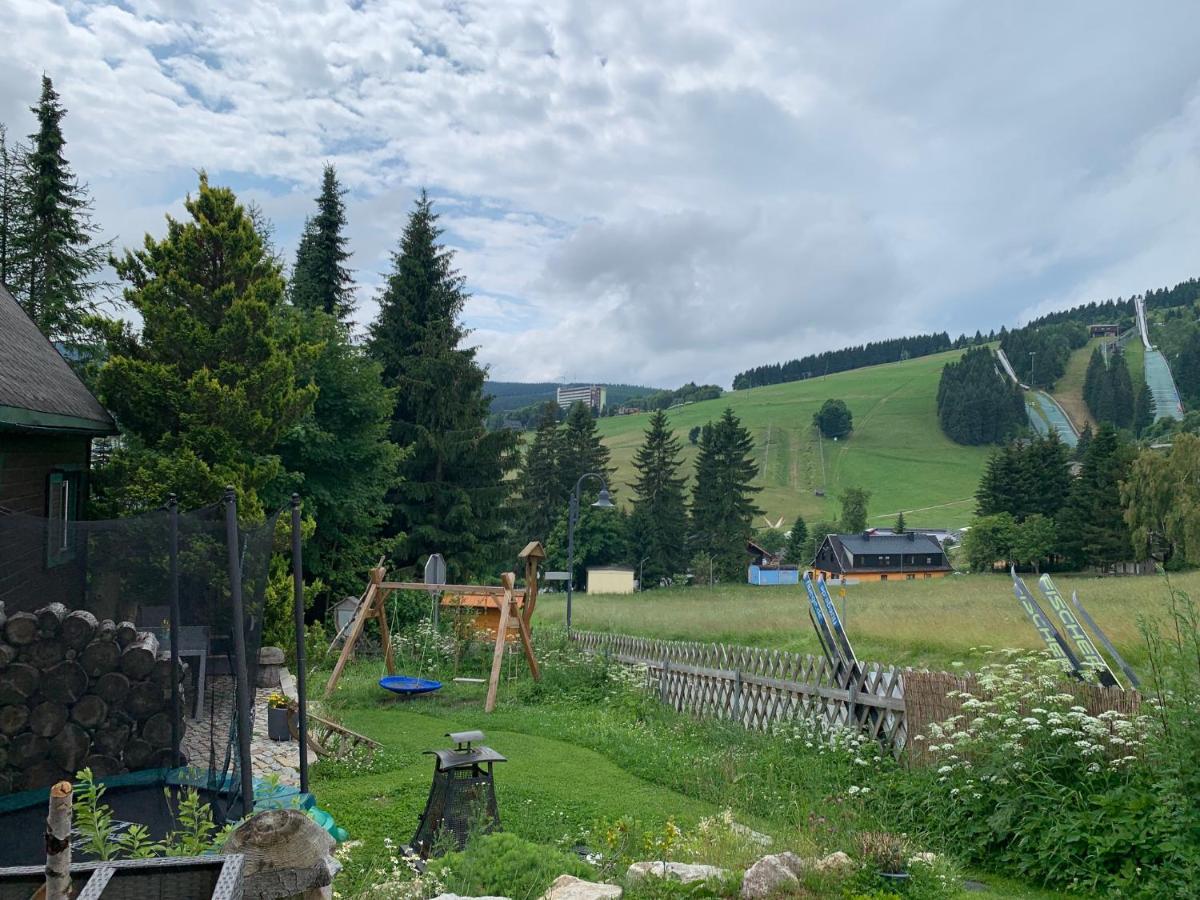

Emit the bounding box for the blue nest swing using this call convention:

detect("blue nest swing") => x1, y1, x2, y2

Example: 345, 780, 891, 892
379, 675, 443, 696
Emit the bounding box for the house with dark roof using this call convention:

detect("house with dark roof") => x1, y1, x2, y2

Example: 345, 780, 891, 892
811, 531, 953, 582
0, 284, 117, 602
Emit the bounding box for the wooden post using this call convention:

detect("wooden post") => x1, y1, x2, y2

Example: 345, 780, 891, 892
323, 565, 386, 698
376, 586, 396, 676
517, 541, 545, 629
45, 780, 72, 900
484, 574, 515, 713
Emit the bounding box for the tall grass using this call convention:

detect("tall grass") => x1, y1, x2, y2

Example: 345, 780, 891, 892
534, 572, 1191, 671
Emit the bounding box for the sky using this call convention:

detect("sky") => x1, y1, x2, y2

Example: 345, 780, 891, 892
3, 1, 1200, 389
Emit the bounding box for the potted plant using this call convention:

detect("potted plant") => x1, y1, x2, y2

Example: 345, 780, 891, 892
266, 692, 291, 741
855, 831, 911, 883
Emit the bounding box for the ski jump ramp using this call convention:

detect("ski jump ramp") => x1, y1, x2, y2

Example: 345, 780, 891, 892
1134, 296, 1184, 421
994, 347, 1079, 445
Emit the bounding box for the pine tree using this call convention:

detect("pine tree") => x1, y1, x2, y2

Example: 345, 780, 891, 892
0, 124, 24, 288
1056, 424, 1133, 569
690, 409, 761, 581
894, 511, 906, 534
516, 402, 565, 542
1025, 433, 1072, 519
1075, 422, 1093, 460
839, 487, 871, 532
1108, 350, 1134, 429
558, 401, 613, 501
1133, 381, 1154, 436
629, 410, 689, 586
276, 174, 400, 599
367, 190, 517, 579
290, 164, 354, 320
784, 515, 808, 563
11, 76, 108, 343
95, 174, 318, 517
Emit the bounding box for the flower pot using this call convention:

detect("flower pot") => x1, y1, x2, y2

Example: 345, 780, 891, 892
880, 872, 910, 883
267, 705, 291, 741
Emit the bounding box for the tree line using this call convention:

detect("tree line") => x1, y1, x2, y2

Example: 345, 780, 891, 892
998, 321, 1089, 388
1082, 347, 1153, 434
513, 403, 763, 587
937, 346, 1027, 445
731, 332, 954, 390
0, 76, 515, 641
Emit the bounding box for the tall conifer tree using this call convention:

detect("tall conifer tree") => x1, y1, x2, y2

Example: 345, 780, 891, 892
629, 410, 688, 587
367, 190, 516, 578
690, 408, 760, 581
557, 401, 613, 500
784, 515, 808, 563
516, 402, 565, 542
0, 124, 24, 288
11, 76, 107, 343
1056, 424, 1132, 569
290, 164, 354, 320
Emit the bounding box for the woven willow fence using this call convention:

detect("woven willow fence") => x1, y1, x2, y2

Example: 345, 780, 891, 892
571, 631, 909, 753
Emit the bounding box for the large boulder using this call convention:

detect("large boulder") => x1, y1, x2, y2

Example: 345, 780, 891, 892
431, 895, 509, 900
626, 861, 729, 884
540, 874, 622, 900
813, 851, 854, 876
740, 852, 806, 900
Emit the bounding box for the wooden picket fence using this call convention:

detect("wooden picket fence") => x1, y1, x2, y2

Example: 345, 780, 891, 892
571, 630, 909, 753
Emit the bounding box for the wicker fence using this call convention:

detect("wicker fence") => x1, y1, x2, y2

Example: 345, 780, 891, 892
571, 631, 908, 753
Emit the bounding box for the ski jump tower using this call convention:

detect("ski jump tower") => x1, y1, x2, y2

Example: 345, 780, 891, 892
1135, 295, 1184, 422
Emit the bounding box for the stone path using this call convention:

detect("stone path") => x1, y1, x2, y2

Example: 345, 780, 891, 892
180, 674, 301, 788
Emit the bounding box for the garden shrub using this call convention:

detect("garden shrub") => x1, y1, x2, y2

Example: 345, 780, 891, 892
430, 832, 593, 900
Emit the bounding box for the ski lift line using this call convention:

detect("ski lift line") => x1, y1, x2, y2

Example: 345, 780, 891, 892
1036, 575, 1120, 688
1070, 592, 1141, 690
867, 498, 975, 520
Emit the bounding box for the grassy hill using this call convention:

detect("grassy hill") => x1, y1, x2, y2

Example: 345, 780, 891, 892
595, 349, 991, 529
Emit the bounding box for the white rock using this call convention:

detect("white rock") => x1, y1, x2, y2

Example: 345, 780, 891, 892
813, 851, 854, 875
729, 822, 774, 848
431, 895, 510, 900
626, 861, 729, 884
740, 854, 803, 900
540, 874, 623, 900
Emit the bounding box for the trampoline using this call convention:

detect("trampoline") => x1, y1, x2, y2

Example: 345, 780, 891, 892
379, 675, 443, 696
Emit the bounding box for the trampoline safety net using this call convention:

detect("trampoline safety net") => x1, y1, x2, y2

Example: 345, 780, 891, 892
0, 497, 275, 822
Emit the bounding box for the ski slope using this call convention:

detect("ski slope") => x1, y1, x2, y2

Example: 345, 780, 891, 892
1134, 295, 1153, 351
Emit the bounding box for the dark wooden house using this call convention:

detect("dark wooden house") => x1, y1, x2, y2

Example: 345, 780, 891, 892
811, 531, 952, 582
0, 284, 117, 607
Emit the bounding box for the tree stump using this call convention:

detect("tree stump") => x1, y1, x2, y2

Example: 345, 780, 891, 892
223, 809, 338, 900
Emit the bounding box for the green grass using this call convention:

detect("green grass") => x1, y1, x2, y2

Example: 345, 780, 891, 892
535, 571, 1198, 671
313, 660, 1071, 899
1124, 336, 1146, 391
1051, 338, 1100, 432
595, 350, 991, 529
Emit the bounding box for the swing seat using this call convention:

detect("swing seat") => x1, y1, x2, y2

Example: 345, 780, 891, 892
379, 675, 443, 696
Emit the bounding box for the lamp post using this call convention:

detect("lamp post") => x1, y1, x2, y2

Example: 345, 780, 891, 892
638, 555, 650, 592
566, 472, 615, 632
1029, 351, 1036, 388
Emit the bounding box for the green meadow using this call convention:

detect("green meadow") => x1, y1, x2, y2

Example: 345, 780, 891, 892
595, 350, 991, 530
534, 570, 1197, 672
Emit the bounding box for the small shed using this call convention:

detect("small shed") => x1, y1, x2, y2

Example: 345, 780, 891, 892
587, 567, 635, 594
747, 565, 799, 586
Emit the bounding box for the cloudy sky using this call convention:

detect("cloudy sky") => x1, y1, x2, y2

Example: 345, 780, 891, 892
4, 1, 1200, 388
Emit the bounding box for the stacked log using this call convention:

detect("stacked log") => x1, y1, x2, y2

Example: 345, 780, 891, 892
0, 601, 188, 792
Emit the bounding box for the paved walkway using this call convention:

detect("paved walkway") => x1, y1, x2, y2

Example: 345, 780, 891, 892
180, 675, 301, 788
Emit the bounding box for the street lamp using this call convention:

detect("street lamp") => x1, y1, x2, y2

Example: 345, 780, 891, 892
1029, 351, 1036, 388
566, 472, 614, 632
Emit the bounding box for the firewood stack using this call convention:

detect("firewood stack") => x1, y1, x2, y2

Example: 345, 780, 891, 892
0, 601, 188, 792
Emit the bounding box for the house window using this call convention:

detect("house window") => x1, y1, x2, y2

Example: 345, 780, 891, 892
880, 573, 888, 581
46, 469, 81, 567
906, 573, 915, 580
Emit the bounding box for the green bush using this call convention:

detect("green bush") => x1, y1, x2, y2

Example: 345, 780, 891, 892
430, 832, 593, 900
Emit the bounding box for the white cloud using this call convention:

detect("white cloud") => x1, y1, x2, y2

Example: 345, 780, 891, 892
3, 0, 1200, 385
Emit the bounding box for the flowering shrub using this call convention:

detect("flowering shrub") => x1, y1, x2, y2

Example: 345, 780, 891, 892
333, 838, 444, 900
903, 650, 1181, 894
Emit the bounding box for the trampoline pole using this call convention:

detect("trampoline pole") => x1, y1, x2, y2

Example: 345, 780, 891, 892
223, 487, 255, 815
291, 494, 310, 793
168, 494, 182, 768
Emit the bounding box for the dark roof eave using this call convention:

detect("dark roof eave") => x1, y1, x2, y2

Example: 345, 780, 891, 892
0, 404, 118, 436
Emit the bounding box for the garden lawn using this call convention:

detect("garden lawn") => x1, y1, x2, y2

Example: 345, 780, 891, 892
535, 571, 1197, 671
595, 350, 991, 530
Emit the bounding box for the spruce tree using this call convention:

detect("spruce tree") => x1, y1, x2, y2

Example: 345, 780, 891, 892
784, 515, 808, 563
516, 402, 566, 542
290, 164, 354, 320
1025, 432, 1071, 519
95, 174, 317, 517
629, 410, 689, 586
1133, 381, 1154, 436
839, 487, 871, 532
894, 511, 906, 534
11, 76, 108, 343
367, 190, 517, 578
690, 408, 761, 581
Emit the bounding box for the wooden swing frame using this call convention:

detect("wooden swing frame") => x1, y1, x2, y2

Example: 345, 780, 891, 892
323, 542, 546, 712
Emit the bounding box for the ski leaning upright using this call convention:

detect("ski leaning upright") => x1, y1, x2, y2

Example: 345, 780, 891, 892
1010, 568, 1084, 679
1070, 590, 1141, 689
1036, 574, 1120, 687
802, 571, 843, 670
